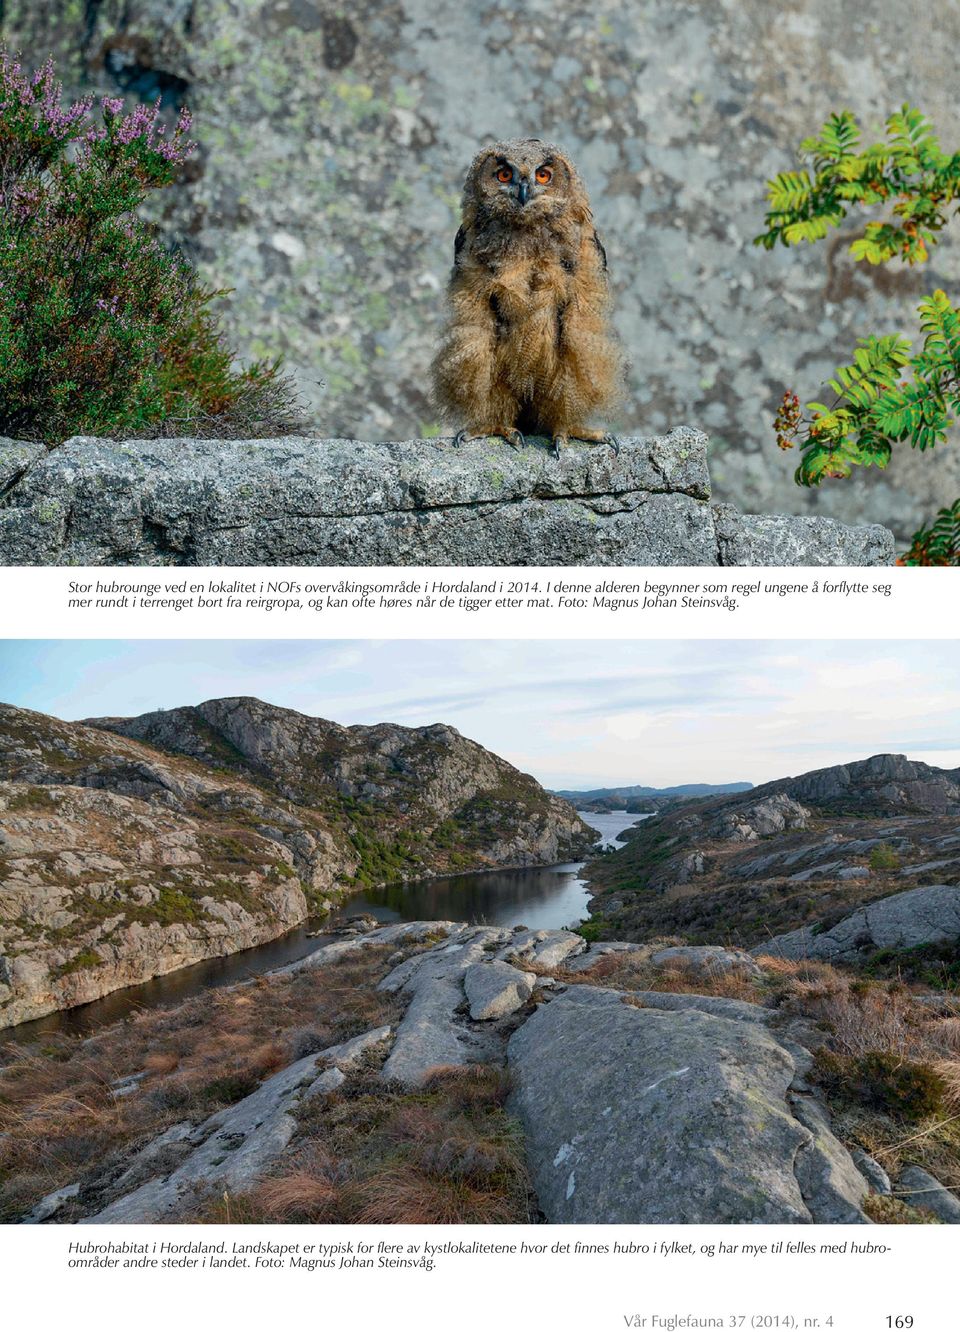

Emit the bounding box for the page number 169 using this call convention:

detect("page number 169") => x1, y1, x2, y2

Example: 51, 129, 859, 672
886, 1319, 914, 1329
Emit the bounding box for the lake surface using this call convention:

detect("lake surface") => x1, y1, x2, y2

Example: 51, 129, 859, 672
332, 808, 645, 931
2, 809, 646, 1046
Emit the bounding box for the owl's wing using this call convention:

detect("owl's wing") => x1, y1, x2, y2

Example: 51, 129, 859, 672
453, 225, 467, 270
591, 229, 608, 273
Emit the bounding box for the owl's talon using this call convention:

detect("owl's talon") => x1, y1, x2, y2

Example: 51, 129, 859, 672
551, 435, 566, 459
453, 430, 470, 448
603, 433, 621, 457
505, 428, 525, 450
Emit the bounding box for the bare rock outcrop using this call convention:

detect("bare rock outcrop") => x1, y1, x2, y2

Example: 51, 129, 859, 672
507, 985, 869, 1224
0, 433, 894, 567
754, 884, 960, 964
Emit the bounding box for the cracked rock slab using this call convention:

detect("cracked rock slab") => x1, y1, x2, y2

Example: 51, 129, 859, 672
714, 505, 894, 567
0, 430, 892, 566
378, 926, 512, 1085
507, 986, 868, 1224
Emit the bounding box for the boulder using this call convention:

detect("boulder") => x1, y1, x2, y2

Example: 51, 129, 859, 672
649, 944, 762, 980
755, 883, 960, 963
507, 986, 868, 1224
0, 432, 893, 567
898, 1166, 960, 1223
851, 1149, 892, 1196
464, 961, 535, 1020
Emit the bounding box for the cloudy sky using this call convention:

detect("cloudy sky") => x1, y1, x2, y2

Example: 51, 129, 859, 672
1, 640, 957, 789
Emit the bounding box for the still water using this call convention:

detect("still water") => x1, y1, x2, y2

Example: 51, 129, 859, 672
333, 808, 644, 930
3, 809, 645, 1046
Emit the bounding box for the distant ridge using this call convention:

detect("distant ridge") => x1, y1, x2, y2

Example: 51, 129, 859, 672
552, 782, 754, 802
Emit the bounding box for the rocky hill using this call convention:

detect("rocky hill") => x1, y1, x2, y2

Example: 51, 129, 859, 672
554, 779, 753, 813
585, 755, 960, 961
0, 700, 593, 1026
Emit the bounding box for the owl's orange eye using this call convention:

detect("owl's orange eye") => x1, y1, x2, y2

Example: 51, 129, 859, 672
535, 166, 552, 184
496, 166, 512, 183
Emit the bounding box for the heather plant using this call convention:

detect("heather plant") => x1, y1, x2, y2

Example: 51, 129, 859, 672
0, 50, 300, 443
757, 107, 960, 564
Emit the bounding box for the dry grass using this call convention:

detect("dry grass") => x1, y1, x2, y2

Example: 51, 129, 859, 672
557, 948, 764, 1004
754, 955, 960, 1201
194, 1063, 533, 1226
0, 947, 399, 1222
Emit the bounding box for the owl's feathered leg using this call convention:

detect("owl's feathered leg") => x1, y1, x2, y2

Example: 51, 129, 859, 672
453, 427, 525, 450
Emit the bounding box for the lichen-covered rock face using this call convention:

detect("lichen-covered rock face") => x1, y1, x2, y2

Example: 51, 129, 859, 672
0, 700, 595, 1026
507, 986, 869, 1224
755, 883, 960, 964
0, 433, 895, 566
3, 1, 959, 539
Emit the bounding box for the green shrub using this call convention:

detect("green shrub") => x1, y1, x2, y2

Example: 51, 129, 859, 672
0, 48, 301, 443
814, 1049, 947, 1122
6, 787, 57, 811
869, 843, 902, 872
54, 947, 102, 977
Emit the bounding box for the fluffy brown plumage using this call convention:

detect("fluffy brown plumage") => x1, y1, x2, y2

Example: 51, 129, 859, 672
431, 137, 623, 457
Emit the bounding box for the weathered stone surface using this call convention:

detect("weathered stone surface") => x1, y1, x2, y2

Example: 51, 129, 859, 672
714, 506, 895, 567
898, 1166, 960, 1223
507, 986, 868, 1223
21, 1182, 80, 1225
852, 1149, 892, 1196
464, 960, 535, 1020
788, 1094, 870, 1223
0, 439, 45, 497
5, 0, 959, 539
0, 432, 893, 567
379, 926, 512, 1085
649, 944, 762, 980
755, 884, 960, 963
623, 989, 770, 1025
500, 928, 587, 968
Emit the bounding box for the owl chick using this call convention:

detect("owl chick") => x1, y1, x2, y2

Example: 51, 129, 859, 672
431, 137, 623, 458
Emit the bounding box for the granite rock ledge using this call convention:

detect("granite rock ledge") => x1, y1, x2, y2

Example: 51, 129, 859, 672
0, 429, 895, 567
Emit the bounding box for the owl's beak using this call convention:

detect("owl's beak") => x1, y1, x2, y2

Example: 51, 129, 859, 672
516, 178, 531, 206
